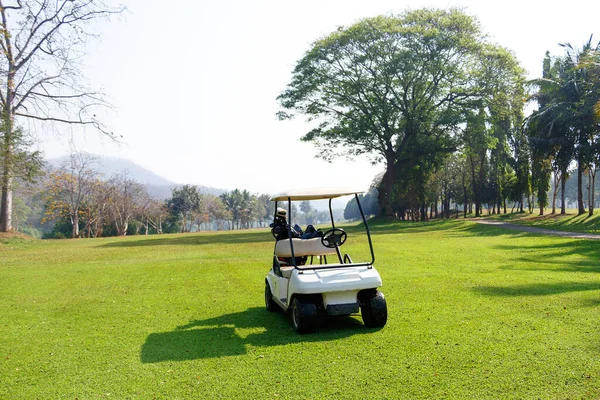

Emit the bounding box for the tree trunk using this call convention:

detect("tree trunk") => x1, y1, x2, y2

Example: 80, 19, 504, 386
551, 173, 559, 214
462, 181, 468, 218
468, 155, 480, 217
71, 213, 80, 238
0, 161, 12, 231
519, 195, 524, 213
118, 221, 128, 236
589, 169, 595, 217
379, 161, 395, 216
577, 164, 586, 215
0, 113, 14, 232
560, 170, 566, 215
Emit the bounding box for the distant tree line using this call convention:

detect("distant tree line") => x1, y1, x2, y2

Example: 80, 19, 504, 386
344, 189, 379, 221
9, 153, 348, 238
38, 154, 167, 238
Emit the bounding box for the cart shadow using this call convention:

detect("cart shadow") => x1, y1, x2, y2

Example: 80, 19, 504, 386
140, 307, 374, 363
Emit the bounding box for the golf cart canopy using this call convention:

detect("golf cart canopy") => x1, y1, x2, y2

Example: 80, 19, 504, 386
270, 187, 364, 202
270, 187, 375, 270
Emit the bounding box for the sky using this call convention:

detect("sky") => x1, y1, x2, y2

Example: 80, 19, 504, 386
33, 0, 600, 195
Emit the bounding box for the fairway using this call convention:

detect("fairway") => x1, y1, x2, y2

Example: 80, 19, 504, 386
1, 220, 599, 399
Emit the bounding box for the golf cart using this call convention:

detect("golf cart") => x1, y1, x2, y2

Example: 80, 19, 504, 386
265, 188, 387, 333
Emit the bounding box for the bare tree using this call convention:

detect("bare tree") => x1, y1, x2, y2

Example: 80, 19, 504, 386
142, 198, 167, 234
41, 152, 100, 238
107, 173, 145, 236
82, 179, 111, 238
0, 0, 124, 232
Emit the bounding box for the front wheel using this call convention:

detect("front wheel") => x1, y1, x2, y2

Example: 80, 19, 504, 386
360, 290, 387, 328
291, 298, 317, 334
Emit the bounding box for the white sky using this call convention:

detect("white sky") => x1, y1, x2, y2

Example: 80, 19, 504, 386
33, 0, 600, 194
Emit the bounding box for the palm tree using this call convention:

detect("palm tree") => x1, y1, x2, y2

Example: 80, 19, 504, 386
526, 37, 600, 215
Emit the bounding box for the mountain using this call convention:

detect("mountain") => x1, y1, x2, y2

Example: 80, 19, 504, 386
46, 155, 225, 200
44, 156, 349, 209
47, 155, 175, 185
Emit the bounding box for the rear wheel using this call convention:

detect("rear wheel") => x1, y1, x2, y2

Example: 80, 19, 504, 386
291, 298, 317, 334
360, 290, 387, 328
265, 281, 278, 312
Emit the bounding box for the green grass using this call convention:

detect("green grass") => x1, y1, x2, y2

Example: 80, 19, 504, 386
1, 220, 600, 399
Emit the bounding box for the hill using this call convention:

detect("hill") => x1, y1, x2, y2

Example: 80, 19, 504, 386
47, 155, 175, 186
47, 155, 225, 200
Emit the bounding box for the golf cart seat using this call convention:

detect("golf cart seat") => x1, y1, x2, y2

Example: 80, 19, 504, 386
275, 238, 338, 258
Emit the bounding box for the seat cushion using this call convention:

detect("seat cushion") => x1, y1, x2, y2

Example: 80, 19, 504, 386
275, 238, 338, 257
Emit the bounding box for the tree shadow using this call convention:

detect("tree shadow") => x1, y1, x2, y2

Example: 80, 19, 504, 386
140, 307, 373, 363
473, 282, 600, 297
453, 223, 537, 239
100, 230, 272, 248
491, 241, 600, 274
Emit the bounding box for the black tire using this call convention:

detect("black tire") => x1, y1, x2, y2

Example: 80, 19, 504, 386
291, 297, 317, 334
361, 290, 387, 328
265, 281, 278, 312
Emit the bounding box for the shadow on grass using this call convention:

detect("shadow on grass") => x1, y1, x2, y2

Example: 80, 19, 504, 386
492, 241, 600, 274
140, 306, 373, 363
473, 282, 600, 297
520, 213, 600, 233
363, 217, 530, 239
100, 230, 272, 248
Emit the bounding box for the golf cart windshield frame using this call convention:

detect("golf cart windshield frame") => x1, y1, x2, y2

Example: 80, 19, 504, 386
272, 191, 375, 270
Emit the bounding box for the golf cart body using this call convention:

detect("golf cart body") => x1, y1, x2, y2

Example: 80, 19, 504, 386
265, 188, 387, 333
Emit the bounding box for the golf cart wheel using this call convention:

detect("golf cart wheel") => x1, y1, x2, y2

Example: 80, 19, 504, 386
265, 281, 278, 312
360, 290, 387, 328
291, 297, 317, 334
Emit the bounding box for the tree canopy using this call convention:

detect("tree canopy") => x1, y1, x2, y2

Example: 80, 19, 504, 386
278, 8, 525, 216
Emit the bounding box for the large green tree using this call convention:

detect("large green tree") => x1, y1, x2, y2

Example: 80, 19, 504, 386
278, 8, 523, 216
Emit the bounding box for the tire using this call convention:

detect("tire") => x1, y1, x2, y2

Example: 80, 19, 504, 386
361, 290, 387, 328
291, 297, 317, 334
265, 281, 278, 312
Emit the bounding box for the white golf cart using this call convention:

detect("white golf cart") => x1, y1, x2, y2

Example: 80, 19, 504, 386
265, 188, 387, 333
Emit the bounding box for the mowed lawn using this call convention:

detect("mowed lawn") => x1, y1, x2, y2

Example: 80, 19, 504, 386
1, 220, 599, 399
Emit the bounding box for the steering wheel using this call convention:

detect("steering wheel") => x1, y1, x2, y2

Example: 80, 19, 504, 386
321, 228, 347, 248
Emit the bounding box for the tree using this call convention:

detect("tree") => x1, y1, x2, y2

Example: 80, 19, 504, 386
82, 179, 111, 238
219, 189, 241, 230
167, 185, 201, 233
344, 189, 379, 221
201, 193, 231, 231
41, 153, 101, 238
0, 0, 124, 232
0, 121, 43, 222
462, 107, 494, 217
527, 38, 600, 215
107, 173, 147, 236
299, 200, 317, 225
137, 192, 166, 235
278, 8, 523, 216
256, 193, 273, 227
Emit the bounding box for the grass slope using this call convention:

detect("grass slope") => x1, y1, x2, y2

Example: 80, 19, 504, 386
487, 209, 600, 234
1, 220, 599, 399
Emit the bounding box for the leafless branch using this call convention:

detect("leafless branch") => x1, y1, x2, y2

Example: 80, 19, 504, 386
15, 111, 115, 138
1, 0, 23, 11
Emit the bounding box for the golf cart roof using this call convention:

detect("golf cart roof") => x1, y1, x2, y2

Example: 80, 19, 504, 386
270, 187, 364, 202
